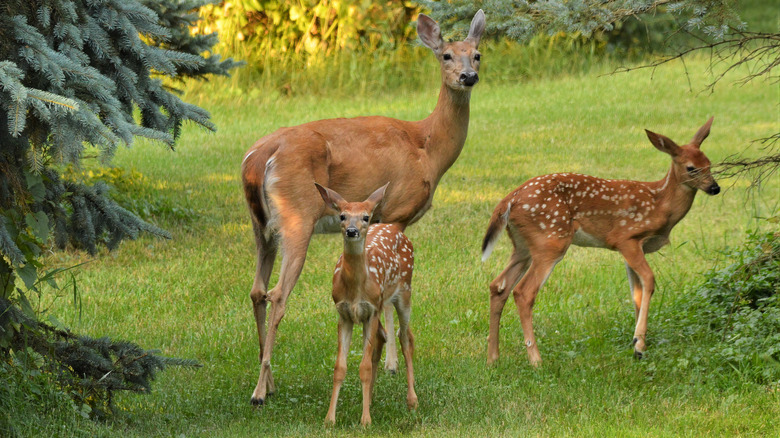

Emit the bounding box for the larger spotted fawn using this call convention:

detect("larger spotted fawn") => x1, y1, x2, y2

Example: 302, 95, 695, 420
482, 118, 720, 366
315, 183, 417, 426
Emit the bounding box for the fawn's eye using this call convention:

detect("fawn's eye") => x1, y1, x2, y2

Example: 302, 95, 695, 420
363, 215, 370, 222
474, 53, 481, 61
686, 166, 697, 173
443, 53, 452, 61
339, 214, 346, 221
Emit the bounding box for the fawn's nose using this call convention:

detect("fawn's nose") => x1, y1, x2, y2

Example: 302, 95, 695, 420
707, 183, 721, 195
345, 227, 359, 238
459, 71, 479, 86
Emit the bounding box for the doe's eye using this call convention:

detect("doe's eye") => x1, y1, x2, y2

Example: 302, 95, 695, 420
686, 166, 697, 173
339, 214, 346, 221
363, 215, 370, 222
443, 53, 452, 61
474, 53, 481, 61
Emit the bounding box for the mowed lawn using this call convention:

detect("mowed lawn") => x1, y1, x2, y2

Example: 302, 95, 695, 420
47, 56, 778, 436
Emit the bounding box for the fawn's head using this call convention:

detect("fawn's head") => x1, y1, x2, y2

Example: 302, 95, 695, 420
645, 117, 720, 195
418, 10, 485, 91
315, 183, 389, 247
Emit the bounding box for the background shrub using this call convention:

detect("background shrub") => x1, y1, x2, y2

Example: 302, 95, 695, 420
653, 227, 780, 385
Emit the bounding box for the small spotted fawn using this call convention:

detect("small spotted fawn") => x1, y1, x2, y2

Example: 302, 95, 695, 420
315, 183, 417, 427
482, 117, 720, 366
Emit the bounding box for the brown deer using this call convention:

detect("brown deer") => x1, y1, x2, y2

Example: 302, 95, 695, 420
241, 10, 486, 405
315, 183, 417, 426
481, 118, 720, 366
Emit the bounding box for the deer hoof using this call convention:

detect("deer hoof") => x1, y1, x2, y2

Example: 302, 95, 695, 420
633, 350, 644, 360
250, 397, 264, 406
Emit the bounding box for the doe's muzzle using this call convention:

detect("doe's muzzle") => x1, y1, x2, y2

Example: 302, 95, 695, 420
460, 71, 479, 86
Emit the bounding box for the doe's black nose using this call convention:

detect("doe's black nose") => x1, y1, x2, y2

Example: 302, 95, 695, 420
460, 72, 479, 86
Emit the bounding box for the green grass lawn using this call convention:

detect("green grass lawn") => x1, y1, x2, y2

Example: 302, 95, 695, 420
39, 53, 779, 437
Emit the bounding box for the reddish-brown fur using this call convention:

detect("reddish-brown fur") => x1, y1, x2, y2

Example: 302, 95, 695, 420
241, 10, 486, 405
316, 183, 416, 426
482, 118, 720, 366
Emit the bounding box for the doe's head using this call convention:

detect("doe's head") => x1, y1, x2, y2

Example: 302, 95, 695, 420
417, 9, 485, 91
315, 183, 389, 242
645, 117, 720, 196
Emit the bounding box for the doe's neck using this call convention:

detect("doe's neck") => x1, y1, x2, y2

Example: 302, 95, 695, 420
421, 84, 472, 176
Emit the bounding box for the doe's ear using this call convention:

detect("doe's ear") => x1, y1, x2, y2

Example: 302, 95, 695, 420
645, 129, 681, 156
417, 14, 443, 54
691, 116, 714, 148
465, 9, 486, 47
365, 183, 390, 212
314, 183, 346, 213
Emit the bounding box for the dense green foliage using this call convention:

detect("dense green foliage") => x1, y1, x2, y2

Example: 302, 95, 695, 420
195, 0, 421, 66
653, 228, 780, 384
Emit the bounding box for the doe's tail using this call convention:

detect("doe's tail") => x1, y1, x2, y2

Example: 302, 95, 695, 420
481, 199, 512, 262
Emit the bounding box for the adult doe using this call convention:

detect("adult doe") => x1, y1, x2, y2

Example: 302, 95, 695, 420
241, 10, 485, 405
482, 118, 720, 365
315, 183, 417, 426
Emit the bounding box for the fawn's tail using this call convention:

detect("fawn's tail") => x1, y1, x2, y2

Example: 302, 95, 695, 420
481, 199, 512, 262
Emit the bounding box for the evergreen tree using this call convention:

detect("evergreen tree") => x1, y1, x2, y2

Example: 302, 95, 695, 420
418, 0, 743, 41
0, 0, 237, 419
0, 0, 238, 290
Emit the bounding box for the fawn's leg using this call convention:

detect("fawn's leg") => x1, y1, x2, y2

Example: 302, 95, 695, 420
488, 247, 531, 365
395, 291, 417, 409
325, 319, 353, 425
618, 241, 655, 357
625, 263, 643, 321
383, 302, 398, 373
359, 316, 383, 426
371, 321, 387, 400
512, 239, 567, 367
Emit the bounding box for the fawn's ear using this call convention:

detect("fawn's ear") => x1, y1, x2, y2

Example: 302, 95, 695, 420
645, 129, 681, 156
314, 183, 346, 213
365, 183, 389, 212
465, 9, 486, 48
690, 116, 714, 148
418, 14, 443, 54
